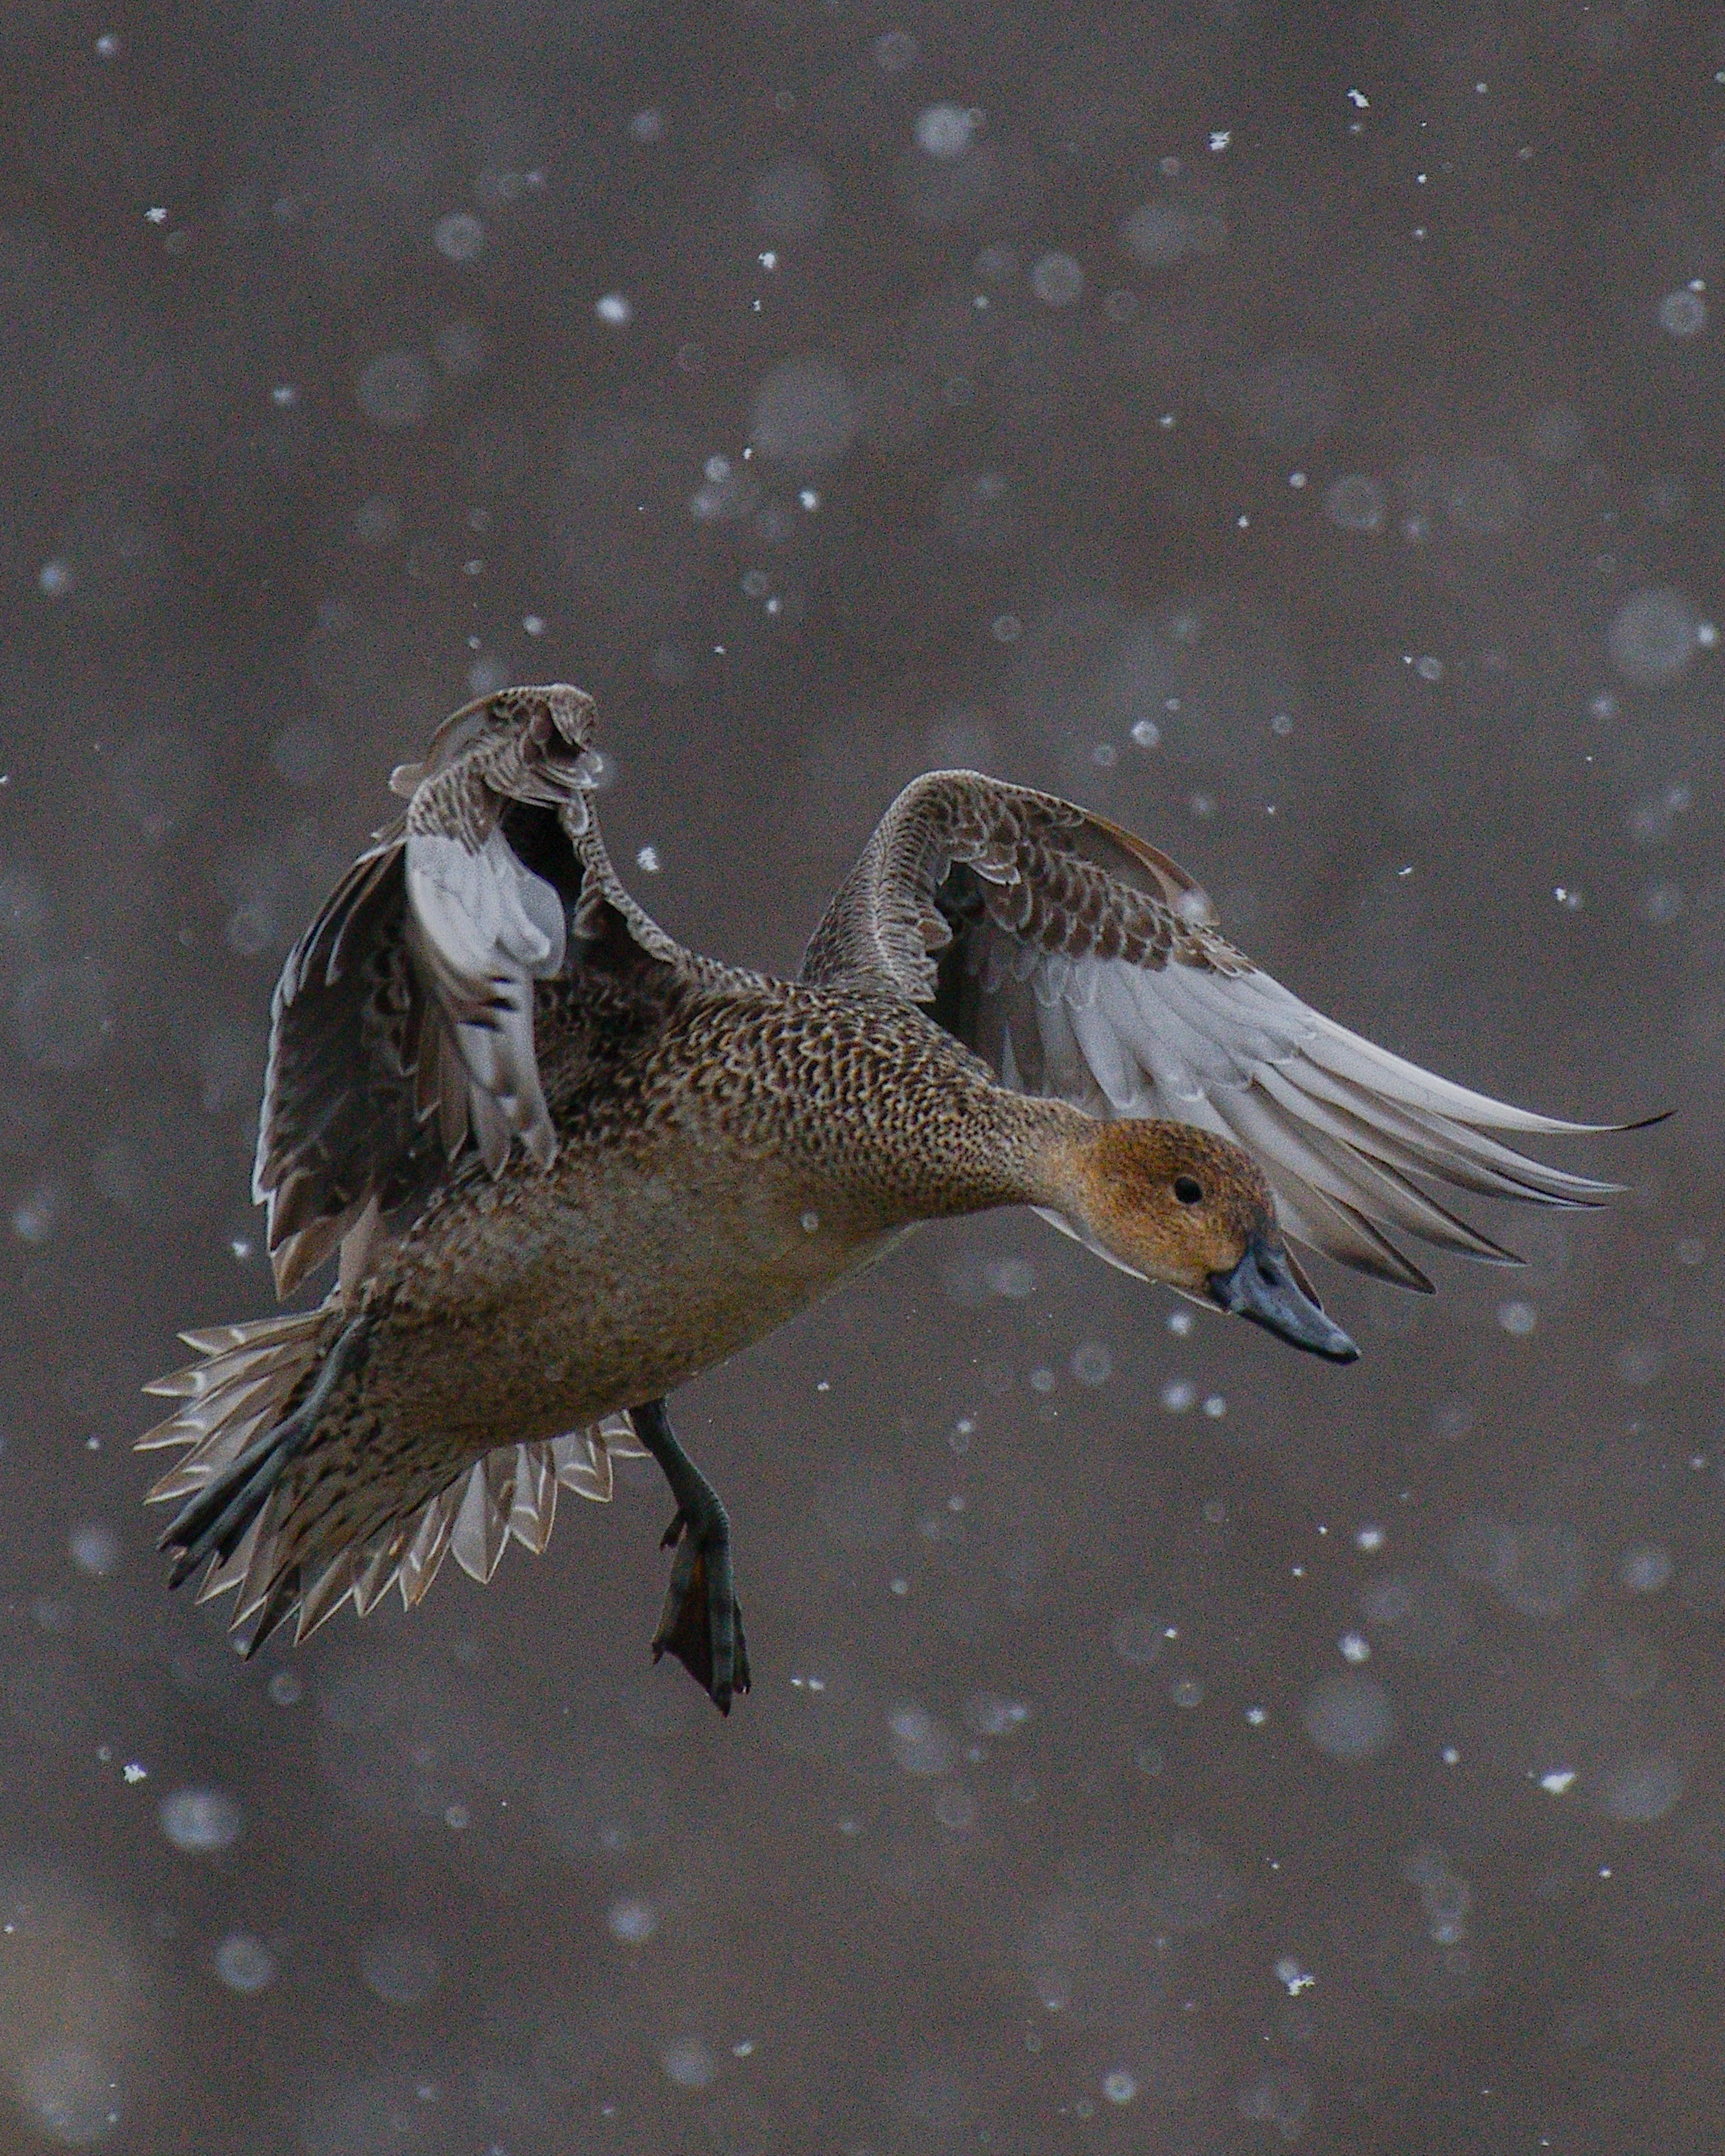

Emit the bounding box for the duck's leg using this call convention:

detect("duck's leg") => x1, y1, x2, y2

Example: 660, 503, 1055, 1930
629, 1397, 751, 1716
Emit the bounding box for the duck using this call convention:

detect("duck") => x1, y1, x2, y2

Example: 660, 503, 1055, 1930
140, 682, 1630, 1713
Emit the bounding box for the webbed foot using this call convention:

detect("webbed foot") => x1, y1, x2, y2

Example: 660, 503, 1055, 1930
630, 1397, 752, 1716
652, 1508, 751, 1714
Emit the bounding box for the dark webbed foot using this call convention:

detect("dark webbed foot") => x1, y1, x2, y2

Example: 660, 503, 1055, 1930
631, 1400, 751, 1715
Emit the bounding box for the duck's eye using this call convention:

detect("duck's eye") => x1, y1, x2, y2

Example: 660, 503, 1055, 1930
1173, 1175, 1204, 1206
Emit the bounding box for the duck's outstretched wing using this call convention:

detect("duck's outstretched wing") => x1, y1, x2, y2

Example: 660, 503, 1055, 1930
802, 770, 1627, 1290
254, 682, 676, 1297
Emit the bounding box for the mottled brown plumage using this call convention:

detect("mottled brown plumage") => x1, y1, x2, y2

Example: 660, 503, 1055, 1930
142, 684, 1625, 1710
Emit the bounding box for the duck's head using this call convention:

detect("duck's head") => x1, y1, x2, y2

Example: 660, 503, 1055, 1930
1061, 1120, 1359, 1363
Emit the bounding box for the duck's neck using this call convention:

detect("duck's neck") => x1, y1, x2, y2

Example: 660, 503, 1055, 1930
836, 1068, 1099, 1231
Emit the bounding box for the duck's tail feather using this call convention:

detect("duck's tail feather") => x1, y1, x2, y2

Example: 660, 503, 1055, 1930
141, 1322, 647, 1648
238, 1418, 646, 1650
150, 1316, 373, 1589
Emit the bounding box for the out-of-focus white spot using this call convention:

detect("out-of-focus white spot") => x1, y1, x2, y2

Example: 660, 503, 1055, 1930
12, 1181, 57, 1250
606, 1897, 656, 1944
1614, 1339, 1664, 1386
1610, 587, 1698, 683
1355, 1525, 1384, 1552
964, 1692, 1030, 1737
1598, 1753, 1685, 1822
986, 1255, 1035, 1298
1246, 1706, 1267, 1726
522, 614, 546, 636
1237, 2069, 1312, 2136
889, 1703, 953, 1775
1030, 252, 1083, 306
19, 2046, 119, 2144
359, 1928, 440, 2003
437, 321, 488, 378
1539, 1768, 1576, 1795
915, 103, 973, 158
594, 293, 633, 325
663, 2036, 716, 2090
270, 384, 297, 408
1111, 1608, 1166, 1667
95, 32, 121, 57
214, 1933, 276, 1994
935, 1784, 977, 1829
1338, 1631, 1371, 1665
1103, 2069, 1137, 2104
433, 212, 484, 262
1171, 1676, 1204, 1709
1658, 288, 1707, 337
352, 495, 398, 545
629, 108, 666, 143
1407, 1847, 1472, 1943
1302, 1672, 1396, 1760
1208, 129, 1232, 152
1274, 1955, 1315, 1994
1618, 1544, 1672, 1594
875, 29, 919, 71
270, 721, 332, 791
1498, 1299, 1536, 1336
1160, 1379, 1195, 1412
1070, 1340, 1112, 1386
122, 1763, 147, 1784
68, 1523, 119, 1577
37, 559, 75, 597
159, 1787, 241, 1853
1326, 474, 1386, 532
1123, 201, 1198, 267
635, 845, 660, 873
356, 349, 431, 429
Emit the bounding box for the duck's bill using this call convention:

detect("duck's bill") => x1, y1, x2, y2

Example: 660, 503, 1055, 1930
1209, 1235, 1359, 1364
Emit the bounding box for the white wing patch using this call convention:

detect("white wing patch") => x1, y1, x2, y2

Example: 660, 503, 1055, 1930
406, 828, 569, 1170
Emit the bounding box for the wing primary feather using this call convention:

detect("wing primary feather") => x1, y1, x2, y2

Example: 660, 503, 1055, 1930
1252, 1063, 1570, 1235
1220, 1083, 1525, 1266
1269, 1056, 1621, 1203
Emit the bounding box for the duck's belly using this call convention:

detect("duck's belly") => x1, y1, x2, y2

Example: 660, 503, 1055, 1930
364, 1137, 893, 1462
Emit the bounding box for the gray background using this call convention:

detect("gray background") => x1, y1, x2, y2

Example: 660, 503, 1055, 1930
2, 2, 1722, 2150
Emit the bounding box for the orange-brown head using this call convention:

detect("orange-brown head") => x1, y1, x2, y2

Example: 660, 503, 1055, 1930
1053, 1119, 1358, 1362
